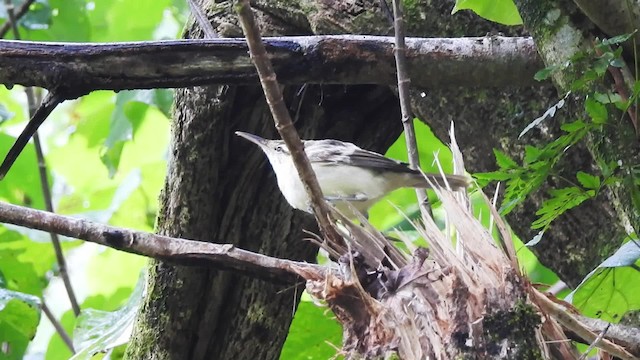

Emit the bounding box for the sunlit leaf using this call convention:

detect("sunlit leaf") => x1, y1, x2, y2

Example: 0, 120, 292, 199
70, 273, 146, 360
0, 289, 41, 360
452, 0, 523, 25
280, 301, 342, 360
585, 96, 608, 124
576, 171, 600, 190
570, 240, 640, 322
532, 187, 594, 229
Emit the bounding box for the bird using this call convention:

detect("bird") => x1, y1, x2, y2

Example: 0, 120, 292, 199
236, 131, 469, 216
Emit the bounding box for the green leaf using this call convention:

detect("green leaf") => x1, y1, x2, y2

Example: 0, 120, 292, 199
534, 66, 555, 81
21, 0, 91, 41
280, 301, 342, 360
452, 0, 523, 25
532, 187, 594, 229
494, 149, 518, 169
0, 289, 41, 360
585, 96, 608, 124
600, 32, 637, 46
576, 171, 600, 190
570, 240, 640, 322
70, 273, 146, 359
593, 91, 622, 105
560, 119, 587, 133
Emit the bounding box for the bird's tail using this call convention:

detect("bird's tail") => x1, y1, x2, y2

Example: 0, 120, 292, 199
406, 173, 470, 190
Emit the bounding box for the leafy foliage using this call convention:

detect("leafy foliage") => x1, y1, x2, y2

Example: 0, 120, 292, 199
478, 34, 631, 234
569, 240, 640, 322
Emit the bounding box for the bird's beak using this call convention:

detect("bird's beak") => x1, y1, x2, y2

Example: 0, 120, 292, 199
235, 131, 268, 147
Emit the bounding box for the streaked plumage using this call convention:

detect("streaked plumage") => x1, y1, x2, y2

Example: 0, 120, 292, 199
236, 131, 469, 215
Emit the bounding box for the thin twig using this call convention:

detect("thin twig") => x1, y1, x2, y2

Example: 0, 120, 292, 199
578, 323, 610, 360
0, 91, 64, 180
235, 0, 342, 245
41, 301, 75, 354
0, 201, 328, 282
0, 0, 35, 38
186, 0, 218, 39
391, 0, 431, 218
3, 0, 81, 316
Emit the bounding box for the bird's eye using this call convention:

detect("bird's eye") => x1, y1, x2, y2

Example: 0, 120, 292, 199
275, 145, 285, 152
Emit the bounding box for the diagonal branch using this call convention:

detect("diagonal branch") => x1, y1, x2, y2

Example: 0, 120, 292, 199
236, 0, 342, 245
0, 201, 327, 283
0, 0, 36, 38
0, 36, 541, 92
391, 0, 431, 218
0, 91, 66, 180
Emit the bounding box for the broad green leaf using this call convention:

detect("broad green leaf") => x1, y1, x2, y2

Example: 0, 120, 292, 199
452, 0, 523, 25
576, 171, 600, 190
585, 96, 608, 124
0, 291, 41, 360
280, 301, 342, 360
0, 229, 46, 297
570, 241, 640, 322
534, 66, 555, 81
70, 273, 146, 360
47, 287, 136, 360
593, 91, 622, 105
21, 0, 91, 41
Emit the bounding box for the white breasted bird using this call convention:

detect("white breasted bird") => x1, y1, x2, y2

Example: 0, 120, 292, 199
236, 131, 469, 215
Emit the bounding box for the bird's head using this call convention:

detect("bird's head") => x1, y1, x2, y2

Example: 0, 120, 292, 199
235, 131, 291, 168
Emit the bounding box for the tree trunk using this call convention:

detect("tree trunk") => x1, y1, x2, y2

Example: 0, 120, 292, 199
124, 3, 402, 355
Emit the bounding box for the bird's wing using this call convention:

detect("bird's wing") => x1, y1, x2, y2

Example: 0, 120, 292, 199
305, 140, 415, 174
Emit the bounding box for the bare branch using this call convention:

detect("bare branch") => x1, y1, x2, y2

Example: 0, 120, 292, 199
236, 0, 342, 245
0, 91, 65, 180
391, 0, 431, 218
186, 0, 218, 39
0, 201, 327, 283
0, 36, 541, 92
42, 301, 74, 353
0, 0, 35, 38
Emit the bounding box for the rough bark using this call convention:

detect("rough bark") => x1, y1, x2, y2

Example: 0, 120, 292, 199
0, 36, 540, 91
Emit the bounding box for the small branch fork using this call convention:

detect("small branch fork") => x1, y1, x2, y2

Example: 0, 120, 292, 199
235, 0, 342, 245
